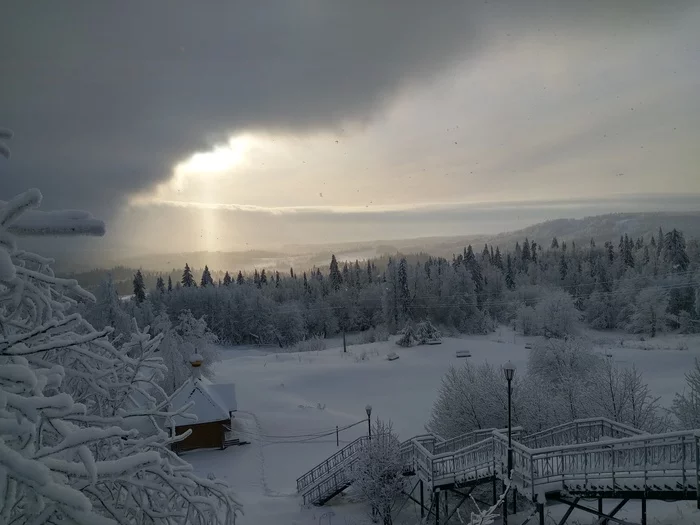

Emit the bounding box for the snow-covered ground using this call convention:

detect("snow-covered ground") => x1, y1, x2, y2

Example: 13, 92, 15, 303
184, 328, 700, 524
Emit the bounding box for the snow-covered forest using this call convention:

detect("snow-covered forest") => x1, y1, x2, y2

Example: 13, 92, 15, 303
89, 231, 700, 349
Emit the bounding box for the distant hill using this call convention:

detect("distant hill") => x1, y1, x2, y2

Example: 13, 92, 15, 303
60, 212, 700, 290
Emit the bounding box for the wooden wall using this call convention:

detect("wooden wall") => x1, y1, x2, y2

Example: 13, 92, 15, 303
173, 420, 226, 452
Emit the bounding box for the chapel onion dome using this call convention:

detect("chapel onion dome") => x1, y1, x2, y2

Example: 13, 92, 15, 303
189, 353, 204, 368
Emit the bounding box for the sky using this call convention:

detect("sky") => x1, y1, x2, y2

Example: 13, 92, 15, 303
1, 1, 699, 257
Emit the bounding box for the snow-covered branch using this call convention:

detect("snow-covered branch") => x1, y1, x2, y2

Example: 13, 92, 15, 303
0, 186, 241, 524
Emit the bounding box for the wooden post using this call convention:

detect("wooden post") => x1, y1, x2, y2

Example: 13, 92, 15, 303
641, 495, 647, 525
696, 437, 700, 509
443, 490, 448, 523
336, 425, 339, 447
538, 502, 545, 525
492, 475, 497, 504
435, 490, 440, 525
342, 328, 346, 353
420, 480, 424, 519
513, 487, 517, 514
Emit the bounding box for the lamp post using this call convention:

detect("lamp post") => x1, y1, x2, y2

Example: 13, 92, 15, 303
502, 361, 516, 525
365, 404, 372, 440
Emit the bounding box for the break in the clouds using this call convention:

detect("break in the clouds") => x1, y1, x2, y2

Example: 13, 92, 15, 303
1, 1, 699, 255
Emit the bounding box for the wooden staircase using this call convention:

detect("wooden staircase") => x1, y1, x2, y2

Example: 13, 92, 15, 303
298, 417, 700, 507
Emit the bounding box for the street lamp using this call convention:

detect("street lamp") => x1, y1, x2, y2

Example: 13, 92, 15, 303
365, 404, 372, 440
502, 361, 516, 525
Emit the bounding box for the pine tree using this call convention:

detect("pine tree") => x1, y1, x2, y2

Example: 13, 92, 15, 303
167, 275, 173, 292
342, 262, 350, 286
133, 269, 146, 302
156, 275, 165, 293
505, 253, 515, 289
664, 229, 690, 271
329, 254, 343, 290
606, 242, 615, 263
200, 265, 214, 287
223, 271, 232, 286
531, 240, 538, 263
303, 271, 309, 292
237, 270, 244, 285
181, 263, 195, 287
657, 227, 664, 257
551, 237, 559, 249
559, 253, 568, 280
482, 244, 490, 262
275, 271, 280, 287
260, 269, 268, 285
493, 246, 503, 270
522, 237, 531, 262
254, 269, 260, 287
398, 257, 410, 317
367, 259, 373, 283
290, 267, 295, 279
490, 245, 494, 262
465, 245, 475, 263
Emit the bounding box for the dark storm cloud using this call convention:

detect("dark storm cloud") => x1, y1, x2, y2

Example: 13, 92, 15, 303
0, 1, 695, 215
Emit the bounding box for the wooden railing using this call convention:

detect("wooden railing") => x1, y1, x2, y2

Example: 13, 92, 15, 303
299, 418, 700, 507
402, 424, 699, 504
301, 458, 360, 506
296, 436, 368, 492
520, 417, 645, 449
433, 427, 523, 455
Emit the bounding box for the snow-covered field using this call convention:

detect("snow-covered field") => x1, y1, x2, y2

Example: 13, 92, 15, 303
184, 329, 700, 524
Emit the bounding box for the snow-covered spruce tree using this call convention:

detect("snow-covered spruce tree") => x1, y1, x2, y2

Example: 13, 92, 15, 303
151, 310, 219, 395
0, 186, 240, 523
85, 274, 132, 338
351, 419, 406, 525
395, 322, 416, 347
415, 319, 440, 344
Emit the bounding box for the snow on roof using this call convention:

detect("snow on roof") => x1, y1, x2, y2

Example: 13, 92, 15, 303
207, 383, 237, 413
170, 378, 236, 426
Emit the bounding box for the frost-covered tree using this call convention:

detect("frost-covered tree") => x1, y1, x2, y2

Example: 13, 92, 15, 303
152, 310, 219, 394
155, 275, 165, 293
222, 271, 232, 286
85, 274, 132, 337
672, 358, 700, 430
167, 275, 173, 291
627, 286, 669, 336
528, 338, 600, 421
591, 359, 667, 433
428, 362, 512, 437
352, 419, 406, 525
534, 289, 579, 338
0, 186, 240, 524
